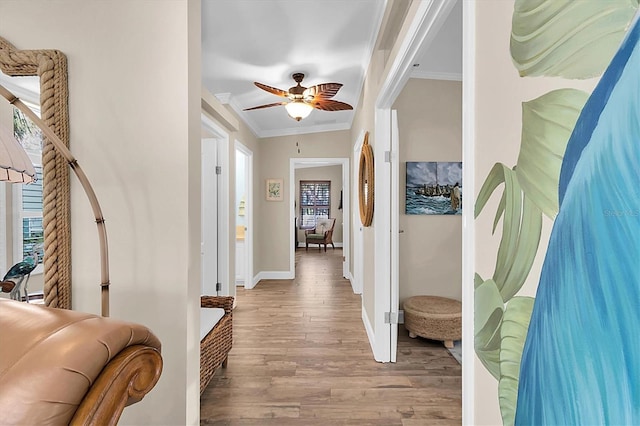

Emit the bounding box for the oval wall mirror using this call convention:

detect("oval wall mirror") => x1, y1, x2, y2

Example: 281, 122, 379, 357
0, 36, 72, 309
358, 132, 374, 227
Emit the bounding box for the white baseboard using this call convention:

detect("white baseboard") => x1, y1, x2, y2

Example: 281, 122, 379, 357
362, 304, 377, 358
251, 270, 295, 288
345, 272, 361, 295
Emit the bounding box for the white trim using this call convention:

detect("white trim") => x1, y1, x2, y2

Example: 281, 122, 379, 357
228, 98, 261, 138
362, 303, 384, 362
410, 70, 463, 81
252, 270, 294, 286
390, 109, 400, 363
376, 0, 456, 109
341, 163, 350, 280
352, 130, 365, 295
462, 0, 476, 424
289, 157, 350, 281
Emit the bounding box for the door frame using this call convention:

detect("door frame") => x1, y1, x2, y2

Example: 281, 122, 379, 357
201, 113, 230, 296
372, 0, 458, 362
351, 130, 366, 294
289, 157, 350, 279
235, 140, 254, 290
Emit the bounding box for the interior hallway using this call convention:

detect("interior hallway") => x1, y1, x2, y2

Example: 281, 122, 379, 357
200, 249, 461, 425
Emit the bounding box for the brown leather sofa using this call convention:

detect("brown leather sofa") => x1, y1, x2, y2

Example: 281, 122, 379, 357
0, 298, 162, 425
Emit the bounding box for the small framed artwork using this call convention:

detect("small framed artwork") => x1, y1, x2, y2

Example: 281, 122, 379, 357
266, 178, 284, 201
406, 161, 462, 215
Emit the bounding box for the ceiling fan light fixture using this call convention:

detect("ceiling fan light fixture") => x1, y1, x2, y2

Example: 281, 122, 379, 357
285, 100, 313, 121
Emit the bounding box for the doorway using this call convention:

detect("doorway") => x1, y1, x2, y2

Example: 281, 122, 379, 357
289, 158, 350, 280
372, 0, 462, 363
351, 131, 366, 295
201, 113, 230, 297
235, 141, 254, 289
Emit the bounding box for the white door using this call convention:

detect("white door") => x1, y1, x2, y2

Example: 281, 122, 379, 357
201, 139, 218, 295
390, 110, 400, 362
235, 142, 254, 289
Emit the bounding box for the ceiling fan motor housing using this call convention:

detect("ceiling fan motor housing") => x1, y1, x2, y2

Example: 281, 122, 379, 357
289, 73, 306, 96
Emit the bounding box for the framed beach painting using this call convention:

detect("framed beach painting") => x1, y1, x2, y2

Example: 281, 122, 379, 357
405, 161, 462, 215
266, 178, 283, 201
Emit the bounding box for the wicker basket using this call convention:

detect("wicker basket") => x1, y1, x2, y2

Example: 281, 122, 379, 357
200, 296, 234, 394
403, 295, 461, 348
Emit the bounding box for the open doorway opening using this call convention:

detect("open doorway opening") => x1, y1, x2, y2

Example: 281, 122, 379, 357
201, 114, 230, 297
234, 141, 253, 289
371, 0, 462, 364
289, 158, 350, 280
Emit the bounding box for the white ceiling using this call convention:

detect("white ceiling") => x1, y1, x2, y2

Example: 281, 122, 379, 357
202, 0, 462, 139
3, 2, 462, 140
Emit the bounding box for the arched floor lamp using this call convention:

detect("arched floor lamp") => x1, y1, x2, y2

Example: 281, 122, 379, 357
0, 84, 111, 317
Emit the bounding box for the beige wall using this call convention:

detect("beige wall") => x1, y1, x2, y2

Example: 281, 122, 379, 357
1, 2, 201, 424
394, 78, 462, 304
349, 0, 423, 339
295, 165, 344, 245
474, 1, 597, 423
202, 90, 262, 299
256, 130, 350, 273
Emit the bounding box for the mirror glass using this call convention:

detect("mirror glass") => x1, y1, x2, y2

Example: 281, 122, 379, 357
0, 37, 72, 309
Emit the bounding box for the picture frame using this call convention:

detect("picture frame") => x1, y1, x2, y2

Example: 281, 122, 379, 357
405, 161, 462, 215
266, 178, 284, 201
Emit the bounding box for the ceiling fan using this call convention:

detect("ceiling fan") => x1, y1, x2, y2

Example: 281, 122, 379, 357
243, 73, 353, 121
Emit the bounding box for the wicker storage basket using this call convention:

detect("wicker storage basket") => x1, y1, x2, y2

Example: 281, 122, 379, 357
200, 296, 234, 393
403, 295, 461, 348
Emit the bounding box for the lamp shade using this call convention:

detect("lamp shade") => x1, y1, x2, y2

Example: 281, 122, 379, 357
0, 122, 36, 184
285, 100, 313, 121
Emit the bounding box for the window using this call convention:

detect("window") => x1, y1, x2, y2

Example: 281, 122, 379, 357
300, 181, 330, 228
13, 107, 44, 267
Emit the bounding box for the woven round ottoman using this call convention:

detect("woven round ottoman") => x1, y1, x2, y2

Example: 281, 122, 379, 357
403, 295, 461, 349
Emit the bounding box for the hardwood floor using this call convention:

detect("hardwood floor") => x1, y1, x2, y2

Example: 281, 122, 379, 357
200, 248, 461, 425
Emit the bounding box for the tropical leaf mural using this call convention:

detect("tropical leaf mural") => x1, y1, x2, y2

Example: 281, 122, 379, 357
516, 89, 589, 218
475, 0, 640, 423
515, 13, 640, 425
511, 0, 639, 78
498, 296, 533, 426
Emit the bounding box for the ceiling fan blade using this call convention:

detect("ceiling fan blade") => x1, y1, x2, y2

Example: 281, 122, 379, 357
243, 101, 286, 111
303, 83, 343, 100
311, 99, 353, 111
254, 82, 289, 98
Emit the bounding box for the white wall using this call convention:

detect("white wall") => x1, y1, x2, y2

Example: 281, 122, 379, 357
0, 2, 202, 424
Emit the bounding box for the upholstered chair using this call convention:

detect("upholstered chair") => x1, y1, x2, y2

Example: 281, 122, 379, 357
305, 218, 336, 252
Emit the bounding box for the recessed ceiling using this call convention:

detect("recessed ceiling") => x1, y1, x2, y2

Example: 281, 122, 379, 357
202, 0, 386, 138
411, 0, 462, 81
201, 0, 462, 139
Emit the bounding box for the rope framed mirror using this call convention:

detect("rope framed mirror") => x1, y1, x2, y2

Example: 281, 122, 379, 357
358, 131, 374, 227
0, 36, 71, 309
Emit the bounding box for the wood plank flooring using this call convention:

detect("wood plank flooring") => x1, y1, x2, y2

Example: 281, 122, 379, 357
200, 248, 461, 425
